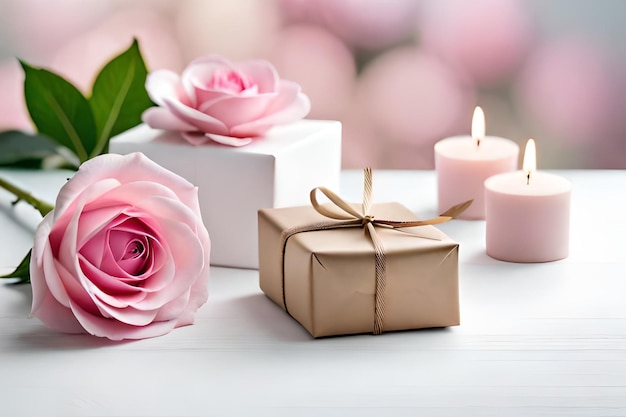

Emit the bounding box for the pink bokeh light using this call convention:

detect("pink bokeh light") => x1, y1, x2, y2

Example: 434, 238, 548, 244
514, 38, 618, 146
418, 0, 534, 87
341, 105, 384, 169
280, 0, 419, 50
0, 60, 32, 132
175, 0, 281, 61
267, 24, 356, 120
4, 0, 112, 61
356, 47, 475, 149
49, 8, 183, 93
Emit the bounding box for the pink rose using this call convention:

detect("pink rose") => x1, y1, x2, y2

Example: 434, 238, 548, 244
29, 152, 211, 340
141, 55, 311, 146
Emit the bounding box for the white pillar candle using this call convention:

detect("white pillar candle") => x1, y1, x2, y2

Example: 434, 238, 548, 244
435, 106, 519, 220
485, 139, 572, 263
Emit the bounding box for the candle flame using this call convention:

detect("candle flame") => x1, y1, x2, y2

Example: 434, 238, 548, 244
471, 106, 485, 147
523, 138, 536, 185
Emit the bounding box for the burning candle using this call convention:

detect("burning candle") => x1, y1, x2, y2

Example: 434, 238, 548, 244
484, 139, 572, 263
435, 106, 519, 220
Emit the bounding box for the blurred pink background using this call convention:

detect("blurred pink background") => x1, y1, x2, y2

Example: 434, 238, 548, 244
1, 0, 625, 169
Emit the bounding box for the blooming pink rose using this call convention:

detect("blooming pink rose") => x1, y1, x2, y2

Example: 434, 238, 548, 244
29, 152, 211, 340
142, 55, 311, 146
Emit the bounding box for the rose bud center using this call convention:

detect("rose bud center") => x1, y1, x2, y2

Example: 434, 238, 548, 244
109, 230, 151, 277
123, 239, 146, 260
207, 68, 254, 94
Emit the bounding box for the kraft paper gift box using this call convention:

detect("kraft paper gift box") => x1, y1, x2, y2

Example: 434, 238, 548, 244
110, 119, 341, 269
258, 171, 467, 338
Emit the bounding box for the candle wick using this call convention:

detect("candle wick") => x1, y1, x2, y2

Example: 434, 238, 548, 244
476, 138, 481, 148
526, 172, 531, 185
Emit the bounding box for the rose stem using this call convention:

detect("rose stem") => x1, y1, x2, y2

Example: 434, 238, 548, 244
0, 177, 54, 217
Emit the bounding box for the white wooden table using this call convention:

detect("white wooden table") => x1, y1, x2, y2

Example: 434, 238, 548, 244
0, 169, 625, 417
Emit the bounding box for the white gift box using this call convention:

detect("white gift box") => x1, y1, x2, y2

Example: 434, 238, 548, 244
110, 120, 342, 269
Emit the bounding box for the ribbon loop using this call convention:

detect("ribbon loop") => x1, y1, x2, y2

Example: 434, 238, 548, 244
310, 169, 472, 231
310, 187, 364, 220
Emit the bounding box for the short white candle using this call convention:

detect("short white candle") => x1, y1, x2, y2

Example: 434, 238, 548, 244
435, 106, 519, 220
485, 139, 572, 263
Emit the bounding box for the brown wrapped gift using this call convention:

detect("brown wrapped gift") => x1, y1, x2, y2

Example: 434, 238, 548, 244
258, 168, 470, 338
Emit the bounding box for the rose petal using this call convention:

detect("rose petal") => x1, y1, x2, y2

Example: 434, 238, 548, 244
183, 58, 236, 106
191, 89, 232, 108
145, 69, 186, 107
31, 216, 74, 312
154, 290, 190, 322
176, 268, 209, 327
79, 246, 170, 308
129, 192, 203, 226
58, 154, 200, 213
79, 258, 148, 306
90, 298, 159, 327
206, 133, 254, 147
199, 94, 275, 130
69, 300, 177, 340
79, 214, 131, 271
55, 197, 90, 282
266, 81, 310, 115
87, 180, 181, 213
53, 177, 120, 224
191, 84, 260, 109
181, 131, 213, 145
128, 218, 204, 310
174, 307, 197, 328
129, 249, 175, 298
49, 204, 85, 303
29, 291, 85, 335
54, 257, 100, 316
230, 81, 311, 137
182, 56, 236, 104
234, 59, 279, 93
76, 206, 125, 252
190, 62, 271, 103
141, 107, 197, 132
81, 216, 165, 282
183, 56, 235, 90
163, 97, 230, 136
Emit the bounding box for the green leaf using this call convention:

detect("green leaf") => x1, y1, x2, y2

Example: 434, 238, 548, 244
89, 38, 153, 157
0, 130, 60, 167
21, 61, 97, 163
0, 249, 31, 284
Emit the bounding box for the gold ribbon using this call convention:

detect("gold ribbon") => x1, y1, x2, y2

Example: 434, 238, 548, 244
280, 168, 471, 335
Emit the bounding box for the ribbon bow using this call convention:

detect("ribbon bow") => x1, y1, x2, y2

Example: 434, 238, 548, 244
280, 168, 471, 335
